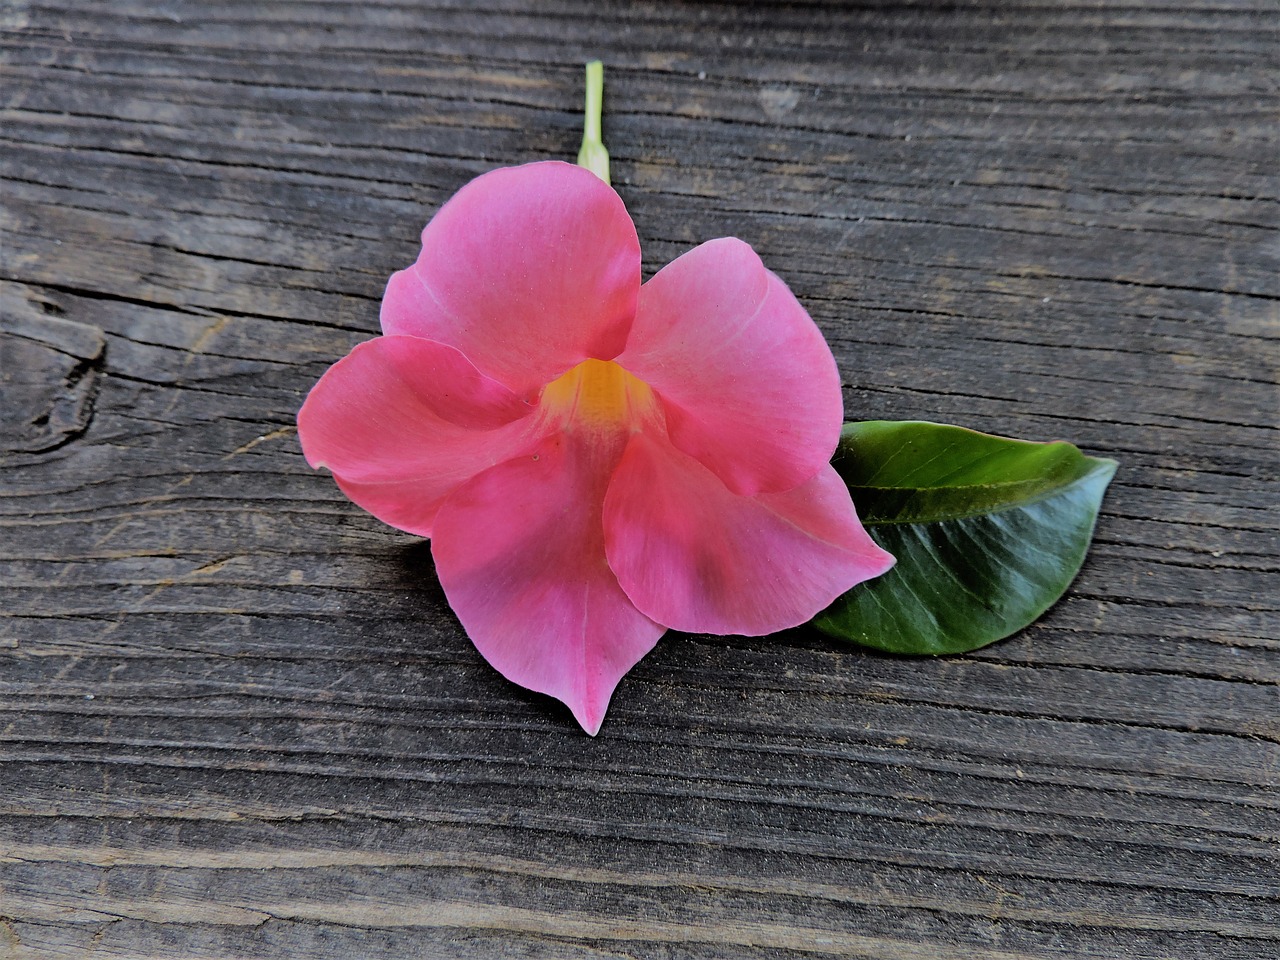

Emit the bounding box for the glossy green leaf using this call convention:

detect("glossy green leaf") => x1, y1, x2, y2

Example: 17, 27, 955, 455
815, 420, 1117, 655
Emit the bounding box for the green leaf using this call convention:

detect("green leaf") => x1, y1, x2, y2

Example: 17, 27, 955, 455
815, 420, 1117, 655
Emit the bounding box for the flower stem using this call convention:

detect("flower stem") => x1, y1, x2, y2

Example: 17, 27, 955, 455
577, 60, 610, 185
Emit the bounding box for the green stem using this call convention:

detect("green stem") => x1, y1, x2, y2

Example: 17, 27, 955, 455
577, 60, 610, 185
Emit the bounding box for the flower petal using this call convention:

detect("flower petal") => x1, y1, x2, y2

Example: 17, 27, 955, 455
617, 237, 844, 496
431, 432, 665, 734
297, 335, 535, 537
604, 431, 895, 637
381, 161, 641, 400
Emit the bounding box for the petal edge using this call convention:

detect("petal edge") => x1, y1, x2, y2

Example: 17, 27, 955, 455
432, 431, 665, 734
618, 238, 845, 496
297, 335, 535, 537
381, 161, 641, 400
604, 432, 895, 637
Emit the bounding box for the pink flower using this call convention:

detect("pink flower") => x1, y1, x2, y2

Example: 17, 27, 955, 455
297, 161, 893, 734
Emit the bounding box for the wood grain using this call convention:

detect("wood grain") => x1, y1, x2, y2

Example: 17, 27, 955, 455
1, 1, 1276, 957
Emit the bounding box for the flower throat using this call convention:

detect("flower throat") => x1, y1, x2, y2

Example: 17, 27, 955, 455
540, 358, 657, 431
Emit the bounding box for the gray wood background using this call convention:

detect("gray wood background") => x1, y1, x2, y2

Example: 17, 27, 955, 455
2, 1, 1276, 957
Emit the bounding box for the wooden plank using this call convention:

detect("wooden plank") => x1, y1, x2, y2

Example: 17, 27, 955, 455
1, 1, 1276, 957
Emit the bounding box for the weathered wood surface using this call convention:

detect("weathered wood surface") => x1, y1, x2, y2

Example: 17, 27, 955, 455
1, 1, 1277, 957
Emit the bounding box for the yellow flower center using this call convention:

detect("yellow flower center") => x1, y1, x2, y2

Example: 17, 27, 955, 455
540, 358, 657, 431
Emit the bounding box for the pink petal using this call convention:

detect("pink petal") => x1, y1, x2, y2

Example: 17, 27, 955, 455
616, 238, 844, 496
431, 431, 665, 735
603, 431, 895, 637
297, 335, 535, 537
381, 161, 641, 401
